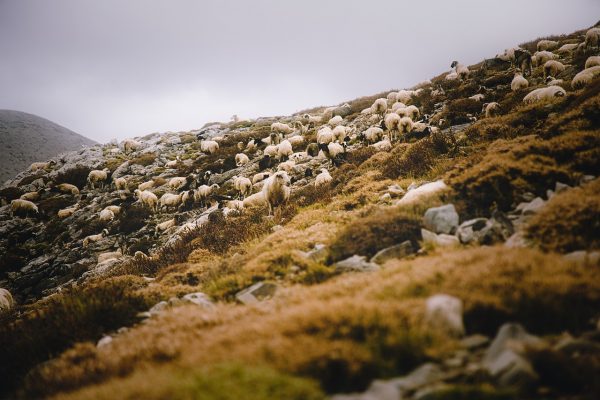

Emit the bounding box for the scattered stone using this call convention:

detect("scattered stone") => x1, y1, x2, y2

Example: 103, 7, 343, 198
546, 189, 554, 200
460, 334, 490, 350
456, 218, 488, 244
423, 204, 459, 234
396, 180, 448, 206
182, 292, 214, 308
272, 224, 283, 232
168, 297, 184, 307
391, 363, 445, 392
148, 301, 169, 315
413, 383, 454, 400
555, 181, 571, 193
387, 184, 405, 198
522, 197, 545, 215
333, 255, 380, 273
370, 241, 414, 264
425, 294, 465, 337
580, 175, 595, 185
235, 282, 278, 305
96, 335, 113, 348
421, 229, 460, 247
504, 232, 528, 248
563, 250, 600, 265
379, 192, 392, 203
301, 243, 328, 264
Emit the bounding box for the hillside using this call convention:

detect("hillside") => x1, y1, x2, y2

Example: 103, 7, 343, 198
1, 25, 600, 400
0, 110, 97, 183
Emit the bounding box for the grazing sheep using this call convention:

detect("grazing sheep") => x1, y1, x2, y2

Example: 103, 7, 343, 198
269, 132, 282, 145
99, 208, 115, 223
543, 60, 565, 80
306, 143, 319, 157
194, 184, 219, 207
290, 151, 308, 163
243, 191, 267, 208
138, 180, 155, 191
514, 48, 532, 76
584, 27, 600, 49
317, 126, 334, 145
445, 71, 459, 81
371, 138, 392, 152
302, 113, 322, 127
402, 105, 419, 120
159, 193, 183, 211
104, 205, 121, 215
262, 171, 291, 215
537, 39, 559, 52
328, 115, 344, 127
315, 168, 333, 186
258, 155, 274, 171
332, 125, 350, 143
511, 72, 529, 91
0, 288, 14, 313
391, 101, 407, 112
556, 43, 579, 54
571, 65, 600, 89
29, 160, 56, 172
11, 199, 38, 217
271, 122, 294, 135
399, 117, 413, 136
277, 160, 296, 173
287, 135, 305, 147
83, 229, 109, 247
179, 190, 195, 211
387, 91, 399, 103
246, 139, 257, 151
532, 50, 559, 67
395, 90, 414, 104
235, 153, 250, 167
122, 139, 142, 154
483, 102, 501, 118
545, 76, 564, 86
585, 56, 600, 69
200, 140, 219, 154
165, 156, 180, 168
167, 177, 187, 191
155, 218, 177, 236
87, 168, 111, 189
450, 61, 469, 80
364, 127, 384, 144
320, 142, 346, 167
113, 177, 128, 191
134, 189, 158, 212
20, 191, 40, 201
233, 176, 252, 199
277, 140, 293, 160
384, 113, 402, 141
55, 183, 80, 196
252, 171, 272, 184
370, 98, 388, 117
57, 204, 79, 218
523, 85, 567, 103
97, 250, 122, 264
469, 94, 485, 101
262, 143, 278, 158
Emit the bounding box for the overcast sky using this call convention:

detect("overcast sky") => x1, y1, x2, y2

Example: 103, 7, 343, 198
0, 0, 598, 143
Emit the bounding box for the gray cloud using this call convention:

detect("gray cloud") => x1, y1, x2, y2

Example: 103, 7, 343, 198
0, 0, 598, 142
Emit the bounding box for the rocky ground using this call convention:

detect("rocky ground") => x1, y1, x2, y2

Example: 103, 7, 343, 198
0, 24, 599, 400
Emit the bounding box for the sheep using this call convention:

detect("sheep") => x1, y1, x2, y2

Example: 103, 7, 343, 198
83, 229, 109, 247
384, 113, 402, 141
543, 60, 565, 80
277, 160, 296, 173
399, 117, 413, 136
532, 50, 559, 67
320, 142, 346, 167
0, 288, 14, 313
328, 115, 344, 127
138, 180, 155, 191
122, 139, 142, 154
289, 151, 309, 162
395, 90, 414, 104
246, 139, 258, 151
306, 143, 320, 157
104, 205, 121, 215
332, 125, 350, 143
370, 98, 388, 117
371, 138, 392, 152
302, 113, 322, 127
179, 190, 195, 211
571, 65, 600, 89
56, 183, 80, 196
233, 176, 252, 199
11, 199, 38, 217
387, 91, 399, 103
537, 39, 559, 52
469, 94, 485, 101
159, 193, 183, 211
316, 126, 334, 145
391, 101, 407, 112
29, 160, 55, 172
545, 76, 563, 86
57, 204, 79, 218
97, 250, 122, 264
403, 105, 419, 120
113, 177, 128, 191
263, 144, 279, 158
450, 61, 469, 80
287, 135, 305, 148
87, 168, 110, 189
200, 140, 219, 154
585, 28, 600, 49
258, 155, 274, 171
134, 189, 158, 212
155, 218, 177, 236
235, 153, 250, 167
242, 191, 267, 208
271, 122, 294, 135
513, 49, 532, 76
99, 209, 115, 223
167, 177, 187, 191
364, 127, 384, 144
511, 72, 529, 91
277, 140, 293, 160
483, 102, 501, 118
20, 191, 40, 201
269, 132, 282, 145
556, 43, 579, 54
252, 171, 271, 184
445, 71, 459, 81
523, 85, 567, 103
262, 171, 291, 215
194, 184, 219, 207
585, 56, 600, 69
315, 168, 333, 186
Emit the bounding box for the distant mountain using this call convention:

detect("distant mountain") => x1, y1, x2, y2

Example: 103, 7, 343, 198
0, 110, 97, 183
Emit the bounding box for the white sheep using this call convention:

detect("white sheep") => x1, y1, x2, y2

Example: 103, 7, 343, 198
159, 193, 183, 211
233, 176, 252, 199
556, 43, 579, 54
315, 168, 333, 186
243, 191, 267, 208
571, 65, 600, 89
104, 205, 121, 215
317, 126, 334, 145
0, 288, 14, 313
262, 171, 291, 215
483, 102, 501, 118
399, 117, 413, 136
585, 56, 600, 69
371, 138, 392, 152
83, 229, 109, 247
277, 140, 293, 160
155, 218, 177, 235
235, 153, 250, 167
511, 72, 529, 91
403, 105, 419, 120
543, 60, 566, 80
87, 168, 110, 189
290, 151, 309, 162
55, 183, 80, 196
263, 144, 279, 158
332, 125, 350, 143
97, 250, 122, 264
167, 177, 187, 190
271, 122, 294, 134
370, 98, 387, 117
395, 90, 414, 104
194, 184, 219, 207
246, 139, 257, 151
113, 177, 128, 191
391, 101, 407, 112
523, 85, 566, 103
57, 204, 79, 218
252, 171, 272, 184
287, 135, 305, 147
20, 191, 40, 201
138, 180, 155, 191
99, 209, 115, 223
122, 139, 142, 154
328, 115, 344, 127
450, 61, 469, 80
537, 39, 559, 52
134, 189, 158, 212
386, 91, 399, 103
445, 71, 459, 81
384, 113, 401, 141
546, 77, 563, 86
11, 199, 38, 217
277, 160, 296, 173
29, 160, 55, 172
585, 27, 600, 49
200, 140, 219, 154
532, 50, 559, 67
468, 94, 485, 101
302, 113, 322, 126
364, 127, 384, 144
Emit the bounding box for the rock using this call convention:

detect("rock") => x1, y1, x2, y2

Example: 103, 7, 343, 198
182, 292, 214, 308
580, 175, 595, 185
333, 255, 380, 273
555, 181, 571, 193
546, 189, 554, 200
425, 294, 465, 337
387, 184, 405, 198
421, 229, 460, 247
413, 383, 454, 400
563, 250, 600, 265
148, 301, 169, 315
370, 241, 414, 264
522, 197, 545, 215
456, 218, 488, 244
396, 180, 448, 206
97, 335, 113, 348
521, 192, 536, 202
272, 224, 283, 232
423, 204, 459, 234
168, 297, 184, 307
298, 243, 328, 263
379, 192, 392, 203
460, 334, 490, 350
391, 363, 445, 392
235, 282, 278, 305
504, 232, 528, 248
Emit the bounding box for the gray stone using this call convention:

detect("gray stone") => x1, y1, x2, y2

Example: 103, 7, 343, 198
421, 229, 460, 247
235, 282, 278, 305
390, 363, 445, 392
182, 292, 214, 308
456, 218, 488, 244
97, 335, 113, 348
413, 383, 453, 400
460, 334, 490, 350
370, 241, 414, 264
425, 294, 465, 337
423, 204, 459, 234
563, 250, 600, 265
333, 255, 380, 273
148, 301, 169, 315
522, 197, 545, 215
580, 175, 595, 185
521, 192, 536, 202
546, 189, 554, 200
387, 184, 405, 198
554, 336, 600, 356
504, 232, 528, 248
299, 243, 328, 264
555, 181, 571, 193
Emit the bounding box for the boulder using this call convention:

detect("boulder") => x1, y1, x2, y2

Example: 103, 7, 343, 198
396, 180, 448, 206
456, 218, 488, 244
370, 241, 414, 264
182, 292, 214, 308
423, 204, 459, 234
425, 294, 465, 337
421, 229, 460, 247
235, 282, 278, 305
333, 255, 380, 273
522, 197, 545, 215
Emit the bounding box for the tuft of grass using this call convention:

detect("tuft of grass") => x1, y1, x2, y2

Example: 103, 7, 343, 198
130, 152, 157, 166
